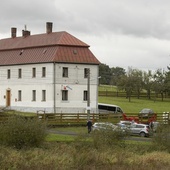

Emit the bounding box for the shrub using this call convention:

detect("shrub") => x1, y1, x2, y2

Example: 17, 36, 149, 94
152, 124, 170, 152
0, 115, 47, 149
91, 128, 127, 150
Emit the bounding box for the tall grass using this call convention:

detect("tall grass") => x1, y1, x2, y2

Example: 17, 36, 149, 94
1, 129, 170, 170
0, 120, 170, 169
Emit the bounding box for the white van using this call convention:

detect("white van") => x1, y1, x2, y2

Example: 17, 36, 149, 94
98, 103, 124, 114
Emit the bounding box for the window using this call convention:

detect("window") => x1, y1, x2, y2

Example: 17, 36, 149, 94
62, 67, 68, 77
32, 68, 36, 78
84, 68, 89, 78
18, 69, 22, 78
62, 90, 68, 101
83, 90, 88, 101
42, 90, 46, 101
7, 69, 10, 79
117, 107, 123, 113
18, 90, 22, 101
42, 67, 46, 77
32, 90, 36, 101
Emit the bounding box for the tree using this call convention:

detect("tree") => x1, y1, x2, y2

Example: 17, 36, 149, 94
152, 69, 166, 101
117, 67, 136, 102
99, 63, 112, 85
143, 70, 153, 99
164, 65, 170, 96
131, 69, 143, 99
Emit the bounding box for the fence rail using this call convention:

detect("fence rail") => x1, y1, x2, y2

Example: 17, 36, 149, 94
99, 91, 170, 99
36, 111, 170, 125
0, 111, 169, 126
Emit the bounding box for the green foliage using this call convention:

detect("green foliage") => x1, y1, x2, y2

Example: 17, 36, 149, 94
152, 124, 170, 152
99, 63, 170, 100
0, 115, 47, 149
99, 63, 112, 85
91, 128, 126, 149
99, 64, 126, 85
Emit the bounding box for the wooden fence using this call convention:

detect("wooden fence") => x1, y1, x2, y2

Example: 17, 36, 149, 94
0, 111, 169, 126
99, 91, 170, 99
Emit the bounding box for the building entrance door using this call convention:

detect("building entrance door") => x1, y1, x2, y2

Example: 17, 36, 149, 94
6, 90, 11, 107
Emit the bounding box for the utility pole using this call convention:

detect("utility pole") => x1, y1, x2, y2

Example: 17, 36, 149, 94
87, 68, 90, 120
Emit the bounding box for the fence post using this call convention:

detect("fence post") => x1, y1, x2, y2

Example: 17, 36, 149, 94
168, 112, 170, 125
77, 113, 79, 122
60, 113, 62, 123
92, 113, 94, 122
162, 112, 169, 124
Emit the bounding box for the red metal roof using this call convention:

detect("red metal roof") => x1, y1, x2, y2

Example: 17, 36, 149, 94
0, 32, 89, 50
0, 31, 100, 65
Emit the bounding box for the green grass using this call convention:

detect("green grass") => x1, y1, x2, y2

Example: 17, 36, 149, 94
98, 85, 170, 114
99, 96, 170, 114
46, 126, 87, 142
48, 126, 86, 133
46, 133, 76, 142
5, 110, 36, 116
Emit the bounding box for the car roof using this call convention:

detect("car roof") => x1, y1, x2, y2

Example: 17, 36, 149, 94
93, 122, 113, 125
140, 108, 154, 113
98, 103, 120, 107
133, 123, 148, 126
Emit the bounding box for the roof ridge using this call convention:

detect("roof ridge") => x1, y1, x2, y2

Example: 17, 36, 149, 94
0, 31, 88, 50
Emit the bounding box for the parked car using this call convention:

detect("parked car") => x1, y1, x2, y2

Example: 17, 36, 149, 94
117, 121, 138, 134
118, 120, 137, 126
118, 120, 151, 137
139, 108, 155, 118
92, 122, 117, 131
129, 123, 150, 137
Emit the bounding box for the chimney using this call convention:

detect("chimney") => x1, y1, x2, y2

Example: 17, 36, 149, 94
22, 30, 31, 37
11, 27, 17, 38
46, 22, 53, 34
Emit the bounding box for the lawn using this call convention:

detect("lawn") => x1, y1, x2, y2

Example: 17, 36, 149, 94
99, 96, 170, 114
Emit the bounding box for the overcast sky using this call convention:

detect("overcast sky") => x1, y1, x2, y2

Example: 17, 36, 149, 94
0, 0, 170, 71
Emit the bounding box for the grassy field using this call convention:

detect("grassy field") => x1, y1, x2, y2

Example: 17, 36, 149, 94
98, 85, 170, 114
99, 96, 170, 114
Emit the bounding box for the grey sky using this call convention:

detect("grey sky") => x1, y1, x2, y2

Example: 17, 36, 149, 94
0, 0, 170, 71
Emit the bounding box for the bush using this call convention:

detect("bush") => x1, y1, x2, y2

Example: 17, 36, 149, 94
0, 115, 47, 149
91, 128, 127, 149
152, 124, 170, 152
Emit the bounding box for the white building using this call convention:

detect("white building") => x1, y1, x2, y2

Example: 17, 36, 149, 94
0, 22, 100, 113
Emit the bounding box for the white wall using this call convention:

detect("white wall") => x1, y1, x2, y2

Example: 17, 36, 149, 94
0, 63, 99, 113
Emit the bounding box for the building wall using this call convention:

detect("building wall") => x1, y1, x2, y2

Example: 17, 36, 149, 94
54, 63, 99, 113
0, 63, 99, 113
